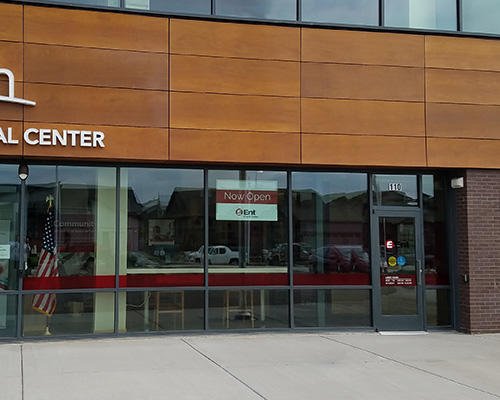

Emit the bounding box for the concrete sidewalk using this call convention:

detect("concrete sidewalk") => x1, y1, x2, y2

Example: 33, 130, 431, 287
2, 331, 500, 400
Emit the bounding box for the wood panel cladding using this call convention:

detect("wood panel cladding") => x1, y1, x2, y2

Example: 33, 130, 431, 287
427, 103, 500, 140
170, 92, 300, 133
171, 55, 299, 97
24, 6, 168, 52
302, 134, 426, 166
302, 29, 424, 67
302, 63, 424, 101
0, 3, 22, 42
170, 19, 299, 61
0, 81, 23, 121
170, 129, 300, 164
302, 99, 424, 136
426, 36, 500, 72
0, 121, 22, 157
427, 138, 500, 168
24, 84, 167, 128
427, 69, 500, 105
22, 124, 168, 161
25, 44, 168, 90
0, 42, 23, 81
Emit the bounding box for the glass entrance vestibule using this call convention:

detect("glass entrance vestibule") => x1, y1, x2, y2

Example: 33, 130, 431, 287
0, 164, 453, 338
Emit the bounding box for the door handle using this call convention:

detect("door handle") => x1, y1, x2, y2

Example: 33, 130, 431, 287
416, 259, 423, 285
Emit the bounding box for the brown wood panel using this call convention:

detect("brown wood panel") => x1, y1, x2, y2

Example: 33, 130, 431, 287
24, 6, 168, 52
427, 69, 500, 105
0, 81, 24, 121
427, 138, 500, 168
302, 134, 426, 166
170, 19, 299, 61
0, 42, 23, 80
426, 36, 500, 72
170, 128, 300, 164
25, 44, 168, 90
427, 103, 500, 140
302, 29, 424, 67
0, 3, 22, 42
0, 121, 23, 157
171, 92, 299, 133
171, 55, 299, 97
302, 99, 424, 136
23, 124, 168, 161
24, 84, 167, 128
302, 63, 424, 101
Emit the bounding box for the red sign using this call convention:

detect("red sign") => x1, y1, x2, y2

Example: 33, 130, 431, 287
385, 240, 395, 249
216, 190, 278, 204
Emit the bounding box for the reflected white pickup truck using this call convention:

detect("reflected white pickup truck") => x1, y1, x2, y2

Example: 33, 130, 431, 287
188, 245, 240, 265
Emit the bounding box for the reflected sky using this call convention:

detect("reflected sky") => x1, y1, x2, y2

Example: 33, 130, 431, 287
302, 0, 378, 25
293, 172, 367, 196
216, 0, 296, 20
462, 0, 500, 34
384, 0, 456, 30
126, 0, 211, 14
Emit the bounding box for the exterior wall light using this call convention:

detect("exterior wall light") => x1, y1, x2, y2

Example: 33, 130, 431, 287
18, 163, 29, 181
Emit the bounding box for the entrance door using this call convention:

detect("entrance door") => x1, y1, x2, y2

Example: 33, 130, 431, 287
372, 210, 424, 331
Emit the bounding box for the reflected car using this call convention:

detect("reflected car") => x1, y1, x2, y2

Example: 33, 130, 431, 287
310, 245, 369, 273
269, 243, 312, 265
127, 251, 162, 268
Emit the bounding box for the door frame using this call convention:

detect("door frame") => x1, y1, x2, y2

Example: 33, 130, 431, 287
371, 209, 425, 331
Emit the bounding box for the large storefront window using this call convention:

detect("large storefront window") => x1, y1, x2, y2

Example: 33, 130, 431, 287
208, 170, 288, 286
292, 172, 370, 285
22, 166, 116, 336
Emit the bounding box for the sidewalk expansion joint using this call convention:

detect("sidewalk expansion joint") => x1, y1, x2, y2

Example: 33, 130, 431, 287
181, 338, 269, 400
20, 344, 25, 400
320, 335, 500, 399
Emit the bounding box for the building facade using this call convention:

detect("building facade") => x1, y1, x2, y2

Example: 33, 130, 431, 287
0, 0, 499, 339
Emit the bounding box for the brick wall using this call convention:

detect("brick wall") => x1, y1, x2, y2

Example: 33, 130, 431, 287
456, 169, 500, 333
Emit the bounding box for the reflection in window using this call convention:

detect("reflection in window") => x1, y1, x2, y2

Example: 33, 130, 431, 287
294, 289, 371, 327
0, 295, 17, 337
292, 172, 370, 285
24, 166, 116, 290
462, 0, 500, 35
51, 0, 119, 6
426, 289, 451, 326
301, 0, 378, 25
125, 0, 211, 14
23, 292, 114, 336
384, 0, 456, 30
120, 168, 204, 288
423, 175, 449, 285
372, 174, 418, 207
216, 0, 296, 21
208, 170, 288, 286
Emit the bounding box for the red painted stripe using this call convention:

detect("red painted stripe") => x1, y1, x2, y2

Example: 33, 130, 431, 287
293, 273, 371, 286
24, 275, 116, 290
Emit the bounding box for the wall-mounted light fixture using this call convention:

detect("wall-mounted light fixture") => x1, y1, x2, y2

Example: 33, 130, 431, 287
451, 177, 464, 189
18, 163, 29, 181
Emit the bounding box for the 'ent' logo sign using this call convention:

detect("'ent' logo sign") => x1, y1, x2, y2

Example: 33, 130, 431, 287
0, 68, 36, 106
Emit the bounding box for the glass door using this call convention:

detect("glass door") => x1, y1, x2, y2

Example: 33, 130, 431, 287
371, 210, 424, 331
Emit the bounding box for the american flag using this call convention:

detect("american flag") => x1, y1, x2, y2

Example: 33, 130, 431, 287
32, 205, 58, 316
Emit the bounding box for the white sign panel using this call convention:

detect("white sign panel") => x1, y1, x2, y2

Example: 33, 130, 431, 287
0, 245, 10, 260
216, 179, 278, 221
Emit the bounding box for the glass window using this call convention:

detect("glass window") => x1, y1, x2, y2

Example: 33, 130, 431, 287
125, 0, 211, 14
423, 175, 449, 285
384, 0, 456, 30
294, 289, 371, 327
0, 164, 20, 291
50, 0, 119, 7
23, 292, 114, 336
216, 0, 296, 21
120, 168, 204, 288
0, 294, 17, 337
372, 174, 418, 207
23, 166, 116, 290
462, 0, 500, 35
208, 289, 289, 329
426, 288, 451, 326
123, 290, 204, 332
292, 172, 370, 285
301, 0, 379, 26
208, 170, 288, 286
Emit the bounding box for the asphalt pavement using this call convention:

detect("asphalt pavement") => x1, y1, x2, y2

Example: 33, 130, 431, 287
2, 331, 500, 400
